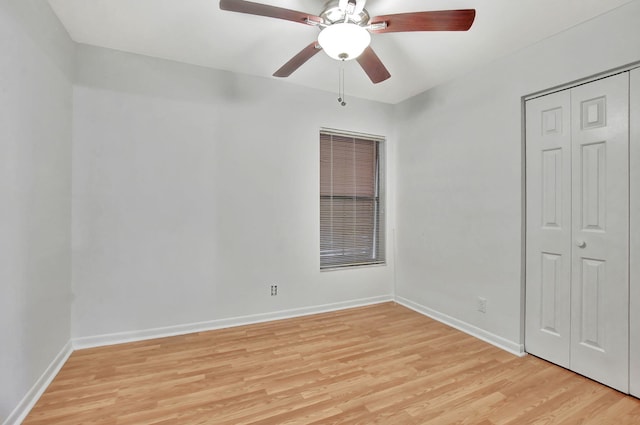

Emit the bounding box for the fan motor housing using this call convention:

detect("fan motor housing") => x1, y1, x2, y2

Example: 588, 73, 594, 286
320, 0, 370, 26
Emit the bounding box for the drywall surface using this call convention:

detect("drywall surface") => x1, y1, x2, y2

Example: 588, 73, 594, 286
0, 0, 74, 421
71, 45, 396, 338
394, 1, 640, 346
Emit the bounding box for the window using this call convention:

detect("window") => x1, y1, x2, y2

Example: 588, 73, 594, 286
320, 129, 385, 269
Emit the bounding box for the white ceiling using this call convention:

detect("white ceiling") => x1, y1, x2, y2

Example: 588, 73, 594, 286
48, 0, 634, 104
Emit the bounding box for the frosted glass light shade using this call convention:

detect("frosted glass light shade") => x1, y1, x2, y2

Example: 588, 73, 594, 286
318, 23, 371, 61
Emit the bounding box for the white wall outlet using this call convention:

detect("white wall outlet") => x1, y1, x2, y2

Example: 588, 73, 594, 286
477, 296, 487, 313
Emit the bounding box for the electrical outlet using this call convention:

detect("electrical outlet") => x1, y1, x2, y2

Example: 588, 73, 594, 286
477, 297, 487, 313
270, 285, 278, 296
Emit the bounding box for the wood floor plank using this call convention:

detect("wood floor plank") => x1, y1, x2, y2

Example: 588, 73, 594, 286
23, 302, 640, 424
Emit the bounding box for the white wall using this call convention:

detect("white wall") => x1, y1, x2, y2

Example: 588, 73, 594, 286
394, 1, 640, 346
0, 0, 74, 421
71, 45, 396, 339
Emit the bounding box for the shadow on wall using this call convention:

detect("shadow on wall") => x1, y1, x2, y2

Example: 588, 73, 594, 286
74, 44, 270, 105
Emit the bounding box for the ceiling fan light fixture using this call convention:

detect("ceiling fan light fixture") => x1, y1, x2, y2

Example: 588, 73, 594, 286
318, 23, 371, 61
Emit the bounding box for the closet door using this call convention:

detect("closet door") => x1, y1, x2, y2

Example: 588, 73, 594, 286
526, 72, 630, 393
569, 73, 629, 393
525, 90, 572, 368
631, 67, 640, 398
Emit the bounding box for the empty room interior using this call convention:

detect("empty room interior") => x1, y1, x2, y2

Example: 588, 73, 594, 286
2, 0, 640, 423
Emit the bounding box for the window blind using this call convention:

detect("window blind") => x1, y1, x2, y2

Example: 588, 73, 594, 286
320, 130, 385, 269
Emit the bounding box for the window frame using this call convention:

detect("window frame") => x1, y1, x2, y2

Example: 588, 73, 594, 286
319, 128, 386, 270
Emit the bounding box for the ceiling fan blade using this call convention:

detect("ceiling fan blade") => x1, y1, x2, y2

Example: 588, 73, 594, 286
369, 9, 476, 33
273, 42, 322, 78
356, 46, 390, 84
219, 0, 322, 25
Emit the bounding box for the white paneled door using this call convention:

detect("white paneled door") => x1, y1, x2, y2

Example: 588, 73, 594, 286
631, 67, 640, 398
569, 74, 629, 392
525, 89, 572, 369
526, 72, 630, 393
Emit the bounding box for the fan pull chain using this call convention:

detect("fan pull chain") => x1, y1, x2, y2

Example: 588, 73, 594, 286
337, 63, 346, 107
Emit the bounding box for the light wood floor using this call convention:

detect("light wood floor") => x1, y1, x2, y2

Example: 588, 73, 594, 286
25, 302, 640, 424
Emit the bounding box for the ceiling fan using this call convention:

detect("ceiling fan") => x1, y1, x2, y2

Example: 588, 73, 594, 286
219, 0, 476, 84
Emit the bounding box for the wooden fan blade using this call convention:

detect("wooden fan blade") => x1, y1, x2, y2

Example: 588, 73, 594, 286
273, 42, 322, 78
356, 46, 391, 84
369, 9, 476, 33
220, 0, 322, 25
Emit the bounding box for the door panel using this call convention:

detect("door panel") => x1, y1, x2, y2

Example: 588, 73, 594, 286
630, 67, 640, 398
525, 90, 572, 368
570, 73, 629, 393
579, 141, 606, 231
540, 252, 562, 335
577, 258, 606, 350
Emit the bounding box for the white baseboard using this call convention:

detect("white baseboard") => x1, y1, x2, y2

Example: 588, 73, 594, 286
72, 295, 393, 350
3, 340, 73, 425
395, 296, 526, 357
73, 295, 523, 356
